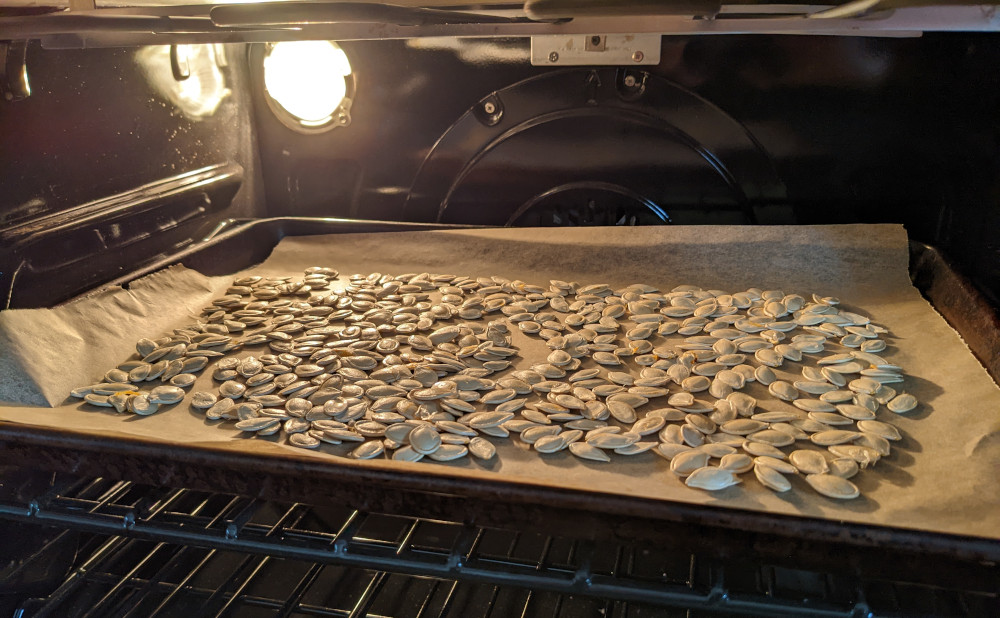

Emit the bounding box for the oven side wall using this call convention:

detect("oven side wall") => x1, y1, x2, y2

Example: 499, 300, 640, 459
0, 42, 264, 308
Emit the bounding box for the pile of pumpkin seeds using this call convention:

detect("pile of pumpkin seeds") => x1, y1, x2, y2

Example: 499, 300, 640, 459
71, 267, 919, 500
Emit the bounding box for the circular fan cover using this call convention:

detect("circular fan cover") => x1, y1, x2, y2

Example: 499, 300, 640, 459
404, 69, 783, 226
505, 181, 671, 227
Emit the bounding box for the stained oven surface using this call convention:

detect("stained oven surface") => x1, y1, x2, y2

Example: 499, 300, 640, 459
1, 4, 1000, 616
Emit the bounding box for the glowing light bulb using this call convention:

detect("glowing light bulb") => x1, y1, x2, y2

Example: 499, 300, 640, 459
263, 41, 351, 126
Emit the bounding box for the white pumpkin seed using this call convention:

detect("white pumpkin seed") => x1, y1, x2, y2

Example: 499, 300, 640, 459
856, 420, 902, 440
789, 450, 828, 475
805, 474, 859, 499
670, 450, 711, 476
429, 444, 469, 461
887, 393, 917, 413
685, 466, 740, 490
754, 462, 792, 492
468, 437, 496, 460
614, 441, 656, 456
719, 453, 754, 473
409, 425, 443, 454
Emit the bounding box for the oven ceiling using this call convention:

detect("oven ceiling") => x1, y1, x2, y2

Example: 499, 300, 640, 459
2, 1, 1000, 48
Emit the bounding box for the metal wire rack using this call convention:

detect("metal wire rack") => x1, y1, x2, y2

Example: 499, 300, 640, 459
0, 475, 996, 618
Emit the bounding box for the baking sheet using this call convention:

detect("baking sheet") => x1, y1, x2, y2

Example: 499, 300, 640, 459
1, 224, 999, 540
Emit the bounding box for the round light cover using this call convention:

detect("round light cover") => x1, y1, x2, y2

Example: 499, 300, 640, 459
262, 41, 352, 129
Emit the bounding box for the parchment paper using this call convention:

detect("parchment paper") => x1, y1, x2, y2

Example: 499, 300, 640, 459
1, 225, 999, 540
0, 265, 232, 406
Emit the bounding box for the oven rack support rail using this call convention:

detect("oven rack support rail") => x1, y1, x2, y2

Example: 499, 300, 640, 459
0, 476, 902, 617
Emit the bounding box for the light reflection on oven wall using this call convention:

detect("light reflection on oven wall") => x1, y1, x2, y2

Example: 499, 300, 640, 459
405, 37, 531, 67
134, 44, 231, 120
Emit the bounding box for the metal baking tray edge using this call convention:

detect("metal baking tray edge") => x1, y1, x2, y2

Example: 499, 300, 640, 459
1, 220, 997, 588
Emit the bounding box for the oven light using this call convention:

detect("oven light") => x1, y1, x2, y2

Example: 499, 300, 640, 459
263, 41, 352, 129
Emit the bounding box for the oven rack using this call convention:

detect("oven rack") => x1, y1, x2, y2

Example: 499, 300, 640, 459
2, 476, 994, 618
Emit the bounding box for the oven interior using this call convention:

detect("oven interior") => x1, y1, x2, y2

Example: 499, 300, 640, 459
4, 34, 1000, 310
1, 7, 999, 616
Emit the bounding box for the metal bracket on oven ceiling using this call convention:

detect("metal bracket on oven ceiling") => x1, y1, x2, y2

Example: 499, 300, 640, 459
170, 44, 191, 81
0, 40, 30, 102
530, 34, 661, 66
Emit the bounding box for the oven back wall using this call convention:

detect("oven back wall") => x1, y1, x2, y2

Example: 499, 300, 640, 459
251, 34, 1000, 304
0, 42, 263, 309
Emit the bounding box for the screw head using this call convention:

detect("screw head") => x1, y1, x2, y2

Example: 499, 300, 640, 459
624, 75, 636, 87
483, 101, 496, 114
632, 51, 644, 62
549, 51, 559, 63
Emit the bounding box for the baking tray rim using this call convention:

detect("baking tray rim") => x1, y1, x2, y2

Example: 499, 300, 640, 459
1, 420, 998, 566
